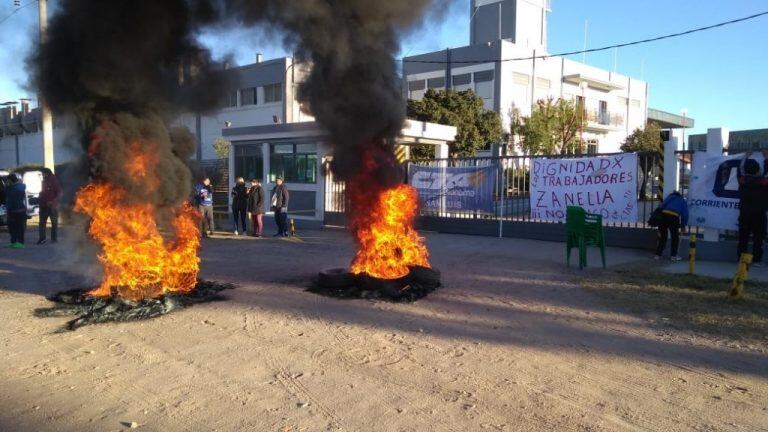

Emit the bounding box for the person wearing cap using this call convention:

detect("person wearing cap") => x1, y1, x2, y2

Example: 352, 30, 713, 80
5, 173, 28, 248
654, 190, 689, 261
271, 176, 290, 237
737, 151, 768, 266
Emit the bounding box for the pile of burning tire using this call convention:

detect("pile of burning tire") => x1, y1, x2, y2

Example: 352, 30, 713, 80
312, 266, 441, 302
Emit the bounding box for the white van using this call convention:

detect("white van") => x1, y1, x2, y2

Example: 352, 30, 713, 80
0, 171, 8, 225
21, 170, 43, 216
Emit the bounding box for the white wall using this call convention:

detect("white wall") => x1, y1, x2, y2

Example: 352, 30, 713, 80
176, 102, 283, 161
514, 0, 548, 50
0, 126, 82, 169
495, 41, 648, 153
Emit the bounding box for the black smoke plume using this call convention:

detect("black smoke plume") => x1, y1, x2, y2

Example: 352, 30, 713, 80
196, 0, 446, 185
29, 0, 228, 208
31, 0, 447, 209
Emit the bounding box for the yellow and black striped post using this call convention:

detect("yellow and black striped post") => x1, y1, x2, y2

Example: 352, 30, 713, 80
290, 218, 296, 237
688, 233, 697, 275
729, 253, 753, 299
394, 145, 409, 163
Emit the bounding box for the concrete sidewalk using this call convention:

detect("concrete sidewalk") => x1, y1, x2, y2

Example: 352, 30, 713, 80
664, 259, 768, 282
430, 232, 768, 283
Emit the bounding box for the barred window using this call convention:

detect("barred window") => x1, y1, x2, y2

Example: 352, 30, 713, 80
427, 77, 446, 89
473, 70, 494, 82
408, 80, 425, 91
452, 73, 471, 86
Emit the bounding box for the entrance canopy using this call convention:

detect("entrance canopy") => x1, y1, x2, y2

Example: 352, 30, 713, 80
647, 108, 694, 129
222, 119, 457, 151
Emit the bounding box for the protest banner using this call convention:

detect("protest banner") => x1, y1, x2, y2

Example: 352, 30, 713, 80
689, 152, 766, 230
529, 153, 638, 222
409, 164, 496, 213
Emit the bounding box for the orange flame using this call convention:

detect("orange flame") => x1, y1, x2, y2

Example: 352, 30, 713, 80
350, 184, 430, 279
75, 142, 200, 301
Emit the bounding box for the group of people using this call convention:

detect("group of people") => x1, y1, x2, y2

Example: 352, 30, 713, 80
655, 149, 768, 265
3, 168, 61, 249
194, 176, 290, 239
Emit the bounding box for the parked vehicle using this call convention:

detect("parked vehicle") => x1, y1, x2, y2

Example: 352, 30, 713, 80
0, 169, 37, 225
17, 169, 43, 216
0, 172, 8, 226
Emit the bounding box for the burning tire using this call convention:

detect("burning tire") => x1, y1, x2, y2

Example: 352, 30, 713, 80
409, 266, 441, 287
317, 268, 353, 288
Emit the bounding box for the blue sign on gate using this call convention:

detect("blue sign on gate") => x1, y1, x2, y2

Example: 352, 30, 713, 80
408, 164, 496, 213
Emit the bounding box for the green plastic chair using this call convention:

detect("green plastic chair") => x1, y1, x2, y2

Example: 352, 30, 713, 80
566, 206, 606, 269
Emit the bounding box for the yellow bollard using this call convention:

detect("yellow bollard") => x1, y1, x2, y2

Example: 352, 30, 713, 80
290, 218, 296, 237
688, 233, 697, 275
729, 253, 753, 299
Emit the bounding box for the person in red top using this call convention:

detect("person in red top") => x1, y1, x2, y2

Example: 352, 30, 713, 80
37, 168, 63, 245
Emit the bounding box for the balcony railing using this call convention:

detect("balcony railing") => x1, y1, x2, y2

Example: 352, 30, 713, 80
583, 109, 624, 127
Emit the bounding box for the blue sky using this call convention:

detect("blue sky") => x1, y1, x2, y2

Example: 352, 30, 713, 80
2, 0, 767, 135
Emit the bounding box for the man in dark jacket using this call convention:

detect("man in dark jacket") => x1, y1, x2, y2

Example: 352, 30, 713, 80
247, 178, 265, 237
37, 168, 62, 245
5, 174, 28, 249
737, 153, 768, 265
230, 177, 248, 236
655, 191, 689, 261
196, 177, 214, 237
271, 177, 290, 237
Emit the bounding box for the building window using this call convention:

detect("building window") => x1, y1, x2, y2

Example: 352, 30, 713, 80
269, 142, 318, 183
234, 144, 264, 182
586, 141, 598, 154
408, 80, 425, 91
473, 70, 494, 83
264, 83, 282, 103
427, 77, 445, 89
535, 77, 550, 90
226, 90, 238, 107
512, 72, 530, 86
630, 99, 641, 108
240, 87, 257, 106
452, 73, 471, 86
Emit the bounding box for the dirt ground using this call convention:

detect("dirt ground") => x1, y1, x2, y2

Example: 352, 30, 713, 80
1, 228, 767, 432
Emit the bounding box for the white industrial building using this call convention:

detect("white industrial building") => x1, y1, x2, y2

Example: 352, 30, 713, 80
403, 0, 649, 154
2, 0, 693, 173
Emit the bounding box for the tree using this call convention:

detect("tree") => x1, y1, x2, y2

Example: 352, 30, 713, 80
518, 97, 585, 155
620, 122, 662, 200
407, 89, 502, 159
212, 137, 230, 160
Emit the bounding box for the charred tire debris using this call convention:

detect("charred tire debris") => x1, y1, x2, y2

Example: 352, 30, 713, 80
34, 280, 234, 331
310, 266, 441, 302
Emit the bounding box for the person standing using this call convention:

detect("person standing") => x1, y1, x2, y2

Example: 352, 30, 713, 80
654, 190, 689, 261
736, 152, 768, 266
196, 177, 215, 238
37, 168, 62, 245
271, 176, 290, 237
247, 178, 265, 237
230, 177, 248, 236
5, 174, 28, 249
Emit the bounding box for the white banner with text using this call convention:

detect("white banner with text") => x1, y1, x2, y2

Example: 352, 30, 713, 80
530, 153, 638, 222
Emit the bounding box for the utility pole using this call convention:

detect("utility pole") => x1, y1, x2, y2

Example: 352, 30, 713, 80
38, 0, 55, 171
